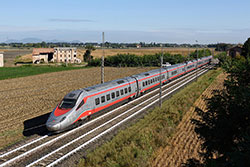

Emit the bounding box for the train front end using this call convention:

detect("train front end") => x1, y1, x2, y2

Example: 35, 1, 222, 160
46, 90, 83, 132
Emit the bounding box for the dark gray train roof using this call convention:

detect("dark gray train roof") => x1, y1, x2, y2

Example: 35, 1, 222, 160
64, 90, 83, 100
82, 76, 133, 94
165, 62, 186, 70
131, 68, 164, 80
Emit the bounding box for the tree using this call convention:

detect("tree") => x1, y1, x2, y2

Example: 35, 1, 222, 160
84, 45, 95, 62
242, 37, 250, 58
186, 38, 250, 167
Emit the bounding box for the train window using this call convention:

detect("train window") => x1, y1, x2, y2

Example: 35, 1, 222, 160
153, 78, 155, 82
116, 91, 120, 97
106, 94, 111, 101
145, 81, 148, 85
143, 82, 145, 87
121, 89, 124, 95
76, 100, 85, 110
151, 79, 153, 83
129, 87, 131, 92
112, 92, 115, 99
95, 98, 100, 105
59, 99, 76, 109
101, 96, 105, 103
171, 71, 177, 75
125, 88, 128, 94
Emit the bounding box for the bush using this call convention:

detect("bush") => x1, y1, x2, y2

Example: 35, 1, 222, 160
88, 50, 210, 67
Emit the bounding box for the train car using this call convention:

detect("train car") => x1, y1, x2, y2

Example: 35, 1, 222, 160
46, 77, 137, 132
166, 62, 186, 81
131, 68, 167, 95
185, 59, 197, 73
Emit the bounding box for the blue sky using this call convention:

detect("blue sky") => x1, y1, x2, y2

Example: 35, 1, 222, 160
0, 0, 249, 43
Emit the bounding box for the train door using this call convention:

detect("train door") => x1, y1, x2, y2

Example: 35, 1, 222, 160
131, 76, 140, 97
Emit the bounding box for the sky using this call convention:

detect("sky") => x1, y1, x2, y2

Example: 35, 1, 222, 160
0, 0, 249, 44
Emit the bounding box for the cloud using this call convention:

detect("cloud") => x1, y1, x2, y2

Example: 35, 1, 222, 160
49, 18, 94, 23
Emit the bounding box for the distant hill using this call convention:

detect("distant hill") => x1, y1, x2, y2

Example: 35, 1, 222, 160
4, 38, 83, 44
5, 38, 43, 43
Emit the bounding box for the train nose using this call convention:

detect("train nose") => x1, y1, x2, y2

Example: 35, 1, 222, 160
46, 122, 61, 131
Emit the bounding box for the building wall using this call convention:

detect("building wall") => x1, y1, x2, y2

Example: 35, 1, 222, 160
32, 54, 49, 63
0, 53, 3, 67
32, 48, 81, 64
53, 47, 78, 63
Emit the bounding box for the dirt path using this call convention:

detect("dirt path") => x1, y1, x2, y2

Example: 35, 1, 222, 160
0, 67, 154, 149
151, 73, 226, 167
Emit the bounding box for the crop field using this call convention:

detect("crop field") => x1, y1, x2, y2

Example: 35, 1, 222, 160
78, 47, 217, 58
0, 49, 32, 67
0, 67, 155, 149
151, 72, 226, 167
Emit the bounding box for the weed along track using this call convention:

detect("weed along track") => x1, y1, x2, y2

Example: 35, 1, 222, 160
152, 72, 226, 167
0, 66, 212, 167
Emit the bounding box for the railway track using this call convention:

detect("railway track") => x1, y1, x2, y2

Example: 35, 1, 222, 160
0, 66, 212, 167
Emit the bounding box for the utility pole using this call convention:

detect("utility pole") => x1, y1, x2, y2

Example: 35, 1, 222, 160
101, 32, 105, 84
159, 44, 163, 108
196, 40, 198, 81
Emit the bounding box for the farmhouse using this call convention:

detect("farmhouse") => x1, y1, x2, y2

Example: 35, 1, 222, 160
53, 47, 81, 63
32, 47, 81, 64
0, 51, 4, 67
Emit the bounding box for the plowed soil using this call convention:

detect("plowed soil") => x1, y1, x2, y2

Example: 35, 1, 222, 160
151, 73, 226, 167
0, 67, 154, 149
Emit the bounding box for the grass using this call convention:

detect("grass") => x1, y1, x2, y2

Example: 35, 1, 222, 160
0, 65, 88, 80
0, 129, 26, 150
78, 68, 222, 167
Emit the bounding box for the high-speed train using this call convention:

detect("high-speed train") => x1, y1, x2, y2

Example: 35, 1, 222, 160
46, 56, 212, 132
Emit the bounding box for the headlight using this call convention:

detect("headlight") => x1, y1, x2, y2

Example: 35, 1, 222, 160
60, 116, 66, 122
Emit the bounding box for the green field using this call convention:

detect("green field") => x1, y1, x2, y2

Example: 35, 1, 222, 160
78, 68, 222, 167
0, 65, 88, 80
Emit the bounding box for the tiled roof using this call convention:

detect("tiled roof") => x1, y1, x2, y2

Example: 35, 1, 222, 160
32, 48, 54, 55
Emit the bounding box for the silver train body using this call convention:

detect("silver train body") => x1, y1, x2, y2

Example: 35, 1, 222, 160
46, 56, 212, 132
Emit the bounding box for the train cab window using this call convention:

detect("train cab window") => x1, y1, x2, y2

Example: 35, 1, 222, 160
112, 92, 115, 99
76, 100, 85, 110
59, 99, 76, 109
95, 98, 100, 105
106, 94, 111, 101
125, 88, 128, 94
129, 87, 131, 92
121, 89, 124, 95
101, 96, 105, 103
116, 91, 120, 97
